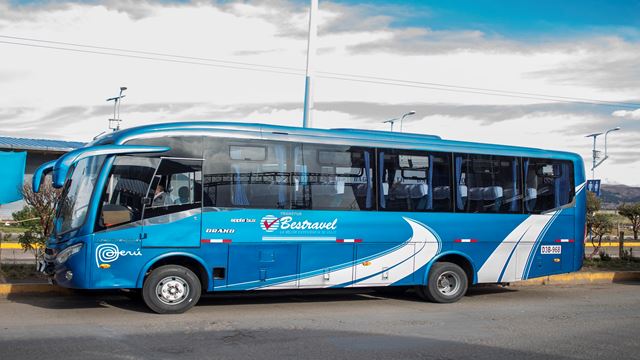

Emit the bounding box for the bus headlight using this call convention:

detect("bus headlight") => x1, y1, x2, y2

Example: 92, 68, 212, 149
55, 243, 83, 265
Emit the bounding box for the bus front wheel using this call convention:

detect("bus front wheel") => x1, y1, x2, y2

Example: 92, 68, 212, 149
417, 262, 468, 303
142, 265, 202, 314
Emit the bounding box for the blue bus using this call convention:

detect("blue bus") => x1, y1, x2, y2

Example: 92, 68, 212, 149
35, 122, 586, 313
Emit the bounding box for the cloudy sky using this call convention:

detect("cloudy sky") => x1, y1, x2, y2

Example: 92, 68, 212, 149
1, 0, 639, 185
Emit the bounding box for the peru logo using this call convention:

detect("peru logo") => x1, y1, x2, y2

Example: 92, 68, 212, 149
260, 215, 281, 232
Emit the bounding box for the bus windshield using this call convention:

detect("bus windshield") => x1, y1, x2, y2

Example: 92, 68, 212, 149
54, 155, 105, 237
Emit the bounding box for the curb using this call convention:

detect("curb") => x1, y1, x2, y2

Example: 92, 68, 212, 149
0, 283, 70, 296
513, 271, 640, 286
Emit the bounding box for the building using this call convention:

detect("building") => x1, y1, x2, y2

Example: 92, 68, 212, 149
0, 136, 84, 219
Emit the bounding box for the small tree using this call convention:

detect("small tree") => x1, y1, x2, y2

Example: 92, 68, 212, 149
585, 191, 601, 254
16, 180, 60, 265
618, 203, 640, 240
588, 213, 615, 259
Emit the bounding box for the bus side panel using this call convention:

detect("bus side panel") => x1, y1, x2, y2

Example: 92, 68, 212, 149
298, 244, 355, 287
523, 212, 575, 280
226, 243, 299, 288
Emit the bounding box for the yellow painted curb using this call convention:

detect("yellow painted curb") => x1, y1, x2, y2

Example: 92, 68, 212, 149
0, 283, 70, 296
0, 243, 44, 250
514, 271, 640, 286
585, 242, 640, 247
1, 243, 26, 250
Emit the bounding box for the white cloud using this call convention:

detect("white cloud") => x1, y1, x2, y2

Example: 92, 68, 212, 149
0, 0, 638, 185
612, 109, 640, 120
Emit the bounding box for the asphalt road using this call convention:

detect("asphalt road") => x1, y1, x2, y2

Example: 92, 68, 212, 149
1, 283, 639, 360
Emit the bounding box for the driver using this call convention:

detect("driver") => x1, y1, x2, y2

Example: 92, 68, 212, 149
152, 183, 170, 207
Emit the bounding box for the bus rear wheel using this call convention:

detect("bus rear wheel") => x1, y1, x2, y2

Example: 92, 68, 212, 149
417, 262, 468, 303
142, 265, 201, 314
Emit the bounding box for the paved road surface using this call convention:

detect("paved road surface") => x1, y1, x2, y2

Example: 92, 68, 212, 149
1, 283, 639, 359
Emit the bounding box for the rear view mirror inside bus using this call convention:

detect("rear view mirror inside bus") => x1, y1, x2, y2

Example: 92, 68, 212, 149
536, 164, 562, 178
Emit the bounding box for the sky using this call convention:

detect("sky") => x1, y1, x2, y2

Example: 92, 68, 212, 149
0, 0, 639, 186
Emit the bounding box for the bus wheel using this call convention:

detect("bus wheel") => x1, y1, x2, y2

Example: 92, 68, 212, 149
142, 265, 201, 314
417, 262, 468, 303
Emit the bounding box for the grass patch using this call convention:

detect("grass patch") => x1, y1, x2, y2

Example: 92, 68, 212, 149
0, 264, 47, 283
583, 258, 640, 271
0, 225, 28, 234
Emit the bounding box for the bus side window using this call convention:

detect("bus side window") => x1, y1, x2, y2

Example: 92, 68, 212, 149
203, 140, 294, 209
524, 159, 574, 213
97, 156, 160, 230
378, 149, 451, 212
455, 154, 521, 213
295, 144, 373, 211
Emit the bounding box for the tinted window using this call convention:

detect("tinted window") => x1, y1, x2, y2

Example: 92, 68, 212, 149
203, 139, 294, 209
293, 144, 373, 210
379, 149, 451, 212
524, 158, 574, 213
126, 136, 203, 159
143, 159, 202, 219
97, 156, 159, 230
455, 154, 521, 213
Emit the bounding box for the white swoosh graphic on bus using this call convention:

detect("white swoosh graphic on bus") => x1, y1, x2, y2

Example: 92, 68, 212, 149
256, 217, 440, 290
476, 212, 557, 283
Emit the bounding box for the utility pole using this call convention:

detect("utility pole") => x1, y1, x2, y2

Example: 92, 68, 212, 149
383, 119, 396, 132
585, 127, 620, 180
302, 0, 318, 128
106, 86, 127, 132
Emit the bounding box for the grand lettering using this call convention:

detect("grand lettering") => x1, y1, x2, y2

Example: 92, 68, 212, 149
278, 216, 337, 231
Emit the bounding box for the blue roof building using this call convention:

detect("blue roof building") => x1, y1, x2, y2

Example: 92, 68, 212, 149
0, 136, 85, 219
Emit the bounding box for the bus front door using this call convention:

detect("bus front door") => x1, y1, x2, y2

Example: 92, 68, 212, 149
141, 158, 203, 248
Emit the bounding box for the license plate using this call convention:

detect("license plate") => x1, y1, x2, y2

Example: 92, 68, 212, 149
541, 245, 562, 255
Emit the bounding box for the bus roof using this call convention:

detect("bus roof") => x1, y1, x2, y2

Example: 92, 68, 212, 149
94, 121, 583, 162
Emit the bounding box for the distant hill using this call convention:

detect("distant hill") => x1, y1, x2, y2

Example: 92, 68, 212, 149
600, 184, 640, 209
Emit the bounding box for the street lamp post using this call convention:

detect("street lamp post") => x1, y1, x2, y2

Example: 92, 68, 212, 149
399, 111, 416, 132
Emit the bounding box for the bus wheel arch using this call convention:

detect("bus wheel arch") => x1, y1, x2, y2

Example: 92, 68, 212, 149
138, 253, 209, 291
417, 252, 475, 303
424, 252, 476, 286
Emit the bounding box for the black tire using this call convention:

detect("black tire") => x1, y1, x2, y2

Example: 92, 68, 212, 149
142, 265, 201, 314
417, 262, 468, 303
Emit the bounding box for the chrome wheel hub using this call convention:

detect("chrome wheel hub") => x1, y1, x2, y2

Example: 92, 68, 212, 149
437, 271, 461, 296
156, 276, 189, 305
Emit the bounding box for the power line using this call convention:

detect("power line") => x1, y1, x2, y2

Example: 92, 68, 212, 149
2, 34, 639, 109
319, 71, 640, 108
0, 40, 302, 77
0, 35, 301, 73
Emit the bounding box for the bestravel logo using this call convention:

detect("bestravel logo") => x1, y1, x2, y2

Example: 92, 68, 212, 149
260, 215, 281, 232
260, 215, 338, 233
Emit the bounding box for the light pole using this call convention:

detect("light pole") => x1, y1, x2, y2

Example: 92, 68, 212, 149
106, 86, 127, 131
585, 127, 621, 180
399, 111, 416, 132
383, 118, 397, 132
302, 0, 318, 128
